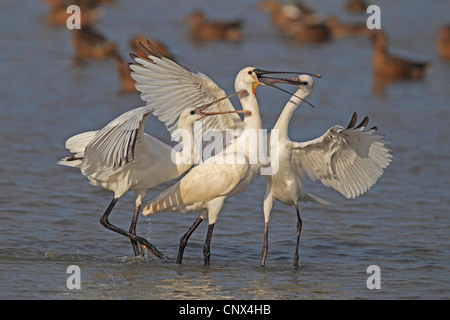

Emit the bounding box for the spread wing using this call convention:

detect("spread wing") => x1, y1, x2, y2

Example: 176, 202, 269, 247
80, 106, 155, 180
290, 112, 392, 199
129, 40, 244, 146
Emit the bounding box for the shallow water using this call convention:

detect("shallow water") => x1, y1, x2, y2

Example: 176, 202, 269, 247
1, 0, 449, 300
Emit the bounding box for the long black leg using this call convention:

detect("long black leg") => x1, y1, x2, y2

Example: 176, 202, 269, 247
177, 216, 204, 264
203, 223, 215, 266
100, 198, 168, 259
293, 204, 303, 269
261, 221, 269, 267
129, 205, 142, 256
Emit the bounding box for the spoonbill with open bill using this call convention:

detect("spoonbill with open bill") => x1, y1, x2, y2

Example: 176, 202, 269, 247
261, 75, 393, 268
138, 63, 318, 265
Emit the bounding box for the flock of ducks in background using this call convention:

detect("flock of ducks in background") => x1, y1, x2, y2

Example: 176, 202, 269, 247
43, 0, 450, 96
42, 0, 445, 266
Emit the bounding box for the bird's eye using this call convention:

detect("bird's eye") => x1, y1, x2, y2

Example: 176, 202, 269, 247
304, 82, 309, 85
190, 110, 195, 115
248, 70, 253, 75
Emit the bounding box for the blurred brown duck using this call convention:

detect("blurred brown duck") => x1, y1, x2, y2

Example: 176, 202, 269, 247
258, 1, 330, 43
72, 23, 116, 65
258, 0, 317, 33
371, 30, 429, 79
437, 24, 450, 60
288, 22, 331, 43
44, 0, 115, 6
185, 10, 243, 44
345, 0, 367, 14
325, 16, 373, 39
112, 51, 136, 93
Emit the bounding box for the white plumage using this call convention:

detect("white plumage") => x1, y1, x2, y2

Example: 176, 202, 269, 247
129, 42, 245, 147
59, 107, 196, 200
262, 75, 393, 268
60, 40, 307, 260
141, 66, 306, 265
59, 106, 214, 258
290, 121, 391, 199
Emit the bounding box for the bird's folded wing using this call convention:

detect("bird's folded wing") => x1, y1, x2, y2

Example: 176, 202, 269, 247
81, 106, 154, 179
143, 161, 248, 215
130, 43, 244, 139
289, 115, 392, 199
65, 130, 98, 158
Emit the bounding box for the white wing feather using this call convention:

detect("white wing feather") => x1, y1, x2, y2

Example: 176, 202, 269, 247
65, 130, 98, 158
290, 116, 392, 199
130, 46, 244, 139
80, 106, 154, 179
58, 131, 98, 168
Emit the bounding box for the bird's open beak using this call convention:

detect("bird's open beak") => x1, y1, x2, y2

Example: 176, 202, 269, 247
255, 69, 321, 108
254, 69, 322, 81
255, 69, 320, 86
195, 70, 321, 116
196, 90, 252, 117
254, 69, 320, 97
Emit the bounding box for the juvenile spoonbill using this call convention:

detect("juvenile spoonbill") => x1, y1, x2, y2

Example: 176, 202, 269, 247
59, 106, 232, 258
262, 75, 393, 268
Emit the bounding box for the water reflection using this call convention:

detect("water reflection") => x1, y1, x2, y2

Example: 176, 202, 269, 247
154, 268, 235, 299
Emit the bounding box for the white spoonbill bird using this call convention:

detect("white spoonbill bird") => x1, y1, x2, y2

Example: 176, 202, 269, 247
59, 105, 231, 258
141, 68, 311, 266
262, 74, 393, 268
130, 40, 319, 265
129, 40, 313, 155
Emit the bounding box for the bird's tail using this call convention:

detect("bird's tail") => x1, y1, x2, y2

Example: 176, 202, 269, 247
58, 131, 98, 168
57, 156, 83, 168
142, 182, 184, 216
303, 193, 331, 206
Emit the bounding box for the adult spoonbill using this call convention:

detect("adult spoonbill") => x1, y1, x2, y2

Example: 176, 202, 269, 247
129, 40, 310, 151
140, 68, 310, 266
59, 105, 233, 258
261, 75, 393, 268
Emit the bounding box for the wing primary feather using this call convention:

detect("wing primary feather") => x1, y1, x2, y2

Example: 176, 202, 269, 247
346, 112, 358, 129
137, 41, 154, 58
356, 116, 369, 129
129, 52, 140, 60
146, 39, 167, 59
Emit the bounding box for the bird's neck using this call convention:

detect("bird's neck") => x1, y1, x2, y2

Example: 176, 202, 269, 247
231, 90, 265, 164
273, 91, 304, 141
173, 121, 197, 173
239, 91, 262, 130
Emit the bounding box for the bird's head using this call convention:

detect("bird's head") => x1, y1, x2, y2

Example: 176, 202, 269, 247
235, 67, 321, 96
294, 74, 314, 91
179, 107, 212, 124
180, 104, 246, 124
